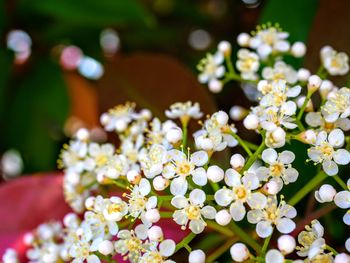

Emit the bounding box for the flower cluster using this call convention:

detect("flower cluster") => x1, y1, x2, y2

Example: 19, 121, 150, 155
3, 24, 350, 263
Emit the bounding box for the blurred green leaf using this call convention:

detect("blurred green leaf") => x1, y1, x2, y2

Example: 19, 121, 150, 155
18, 0, 155, 27
259, 0, 319, 67
3, 59, 69, 172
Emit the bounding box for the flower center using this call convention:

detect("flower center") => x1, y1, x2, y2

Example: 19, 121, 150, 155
126, 237, 142, 252
107, 203, 123, 214
96, 154, 108, 166
319, 144, 333, 157
235, 187, 247, 200
270, 162, 284, 176
185, 205, 201, 220
176, 161, 193, 176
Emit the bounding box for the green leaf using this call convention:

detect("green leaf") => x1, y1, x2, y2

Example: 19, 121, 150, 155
3, 59, 69, 172
19, 0, 155, 27
259, 0, 319, 67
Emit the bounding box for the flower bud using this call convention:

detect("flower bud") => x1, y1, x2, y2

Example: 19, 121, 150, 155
265, 249, 284, 263
115, 119, 127, 132
207, 165, 224, 183
208, 79, 223, 93
229, 105, 248, 121
166, 128, 183, 144
237, 33, 250, 47
189, 249, 206, 263
277, 235, 296, 255
216, 111, 229, 126
243, 114, 259, 130
218, 41, 231, 56
140, 109, 152, 120
308, 75, 322, 93
315, 184, 336, 203
346, 238, 350, 252
319, 80, 333, 99
100, 113, 110, 126
197, 137, 213, 150
230, 154, 245, 171
76, 128, 89, 141
127, 170, 141, 184
266, 127, 286, 148
148, 225, 164, 241
230, 243, 250, 262
297, 96, 313, 112
153, 176, 169, 191
296, 130, 316, 144
85, 196, 95, 210
335, 253, 350, 263
63, 213, 79, 228
297, 68, 311, 82
98, 240, 114, 255
263, 180, 280, 195
23, 232, 34, 245
291, 42, 306, 57
215, 209, 231, 226
145, 208, 160, 223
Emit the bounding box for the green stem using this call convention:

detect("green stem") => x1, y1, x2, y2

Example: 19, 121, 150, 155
244, 140, 259, 151
206, 221, 234, 237
229, 131, 253, 156
296, 91, 312, 123
261, 233, 272, 254
288, 171, 327, 206
229, 222, 262, 253
111, 179, 128, 189
241, 139, 266, 174
326, 245, 339, 255
159, 211, 173, 218
333, 175, 348, 190
175, 232, 196, 252
182, 121, 188, 149
206, 238, 237, 263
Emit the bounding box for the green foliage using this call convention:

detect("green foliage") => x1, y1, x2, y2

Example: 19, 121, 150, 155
3, 59, 69, 172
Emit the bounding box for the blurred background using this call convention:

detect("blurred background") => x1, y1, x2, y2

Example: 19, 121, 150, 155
1, 0, 349, 179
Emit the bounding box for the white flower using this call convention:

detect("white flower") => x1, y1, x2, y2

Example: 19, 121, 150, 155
85, 143, 115, 171
334, 178, 350, 225
139, 144, 167, 178
197, 52, 225, 84
97, 154, 129, 179
265, 127, 286, 149
296, 220, 325, 258
305, 111, 350, 132
277, 235, 296, 255
236, 49, 260, 80
247, 196, 296, 238
163, 149, 208, 195
2, 249, 19, 263
100, 102, 137, 132
103, 196, 128, 222
139, 239, 176, 263
171, 189, 216, 234
307, 129, 350, 175
321, 46, 349, 76
165, 101, 203, 124
114, 226, 148, 262
322, 87, 350, 123
215, 169, 266, 221
124, 178, 158, 225
262, 61, 298, 84
256, 148, 298, 191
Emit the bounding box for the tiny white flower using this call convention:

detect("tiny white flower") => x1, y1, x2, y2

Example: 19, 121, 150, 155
197, 52, 225, 85
321, 45, 349, 76
230, 243, 250, 262
277, 235, 296, 255
307, 129, 350, 176
265, 249, 284, 263
171, 189, 216, 234
247, 196, 296, 238
322, 87, 350, 123
315, 184, 337, 203
189, 249, 206, 263
236, 49, 260, 80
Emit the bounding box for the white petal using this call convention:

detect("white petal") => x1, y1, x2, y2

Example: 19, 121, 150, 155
139, 178, 151, 196
146, 196, 157, 209
170, 177, 188, 196
191, 151, 208, 166
323, 160, 338, 176
192, 168, 208, 186
215, 189, 234, 206
201, 206, 216, 219
224, 168, 241, 187
286, 85, 301, 97
262, 148, 278, 164
230, 201, 246, 221
256, 167, 270, 181
256, 221, 273, 238
247, 209, 264, 224
159, 239, 176, 257
247, 192, 267, 209
242, 172, 260, 190
333, 149, 350, 165
334, 191, 350, 209
190, 189, 206, 205
328, 129, 345, 147
135, 224, 148, 240
171, 196, 188, 209
87, 255, 101, 263
343, 212, 350, 225
189, 219, 205, 234
163, 164, 176, 179
279, 151, 295, 164
276, 218, 296, 234
283, 168, 299, 183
